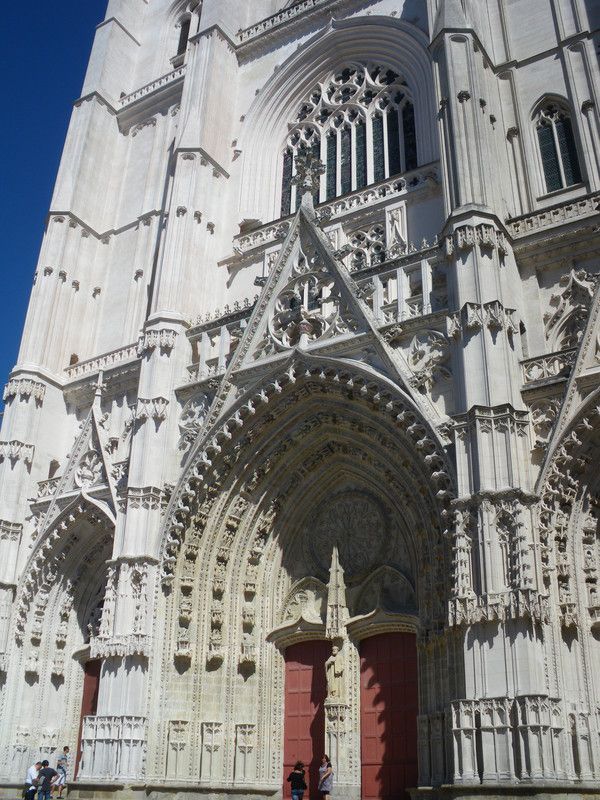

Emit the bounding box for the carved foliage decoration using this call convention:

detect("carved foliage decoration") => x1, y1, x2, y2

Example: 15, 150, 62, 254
74, 450, 104, 489
266, 247, 356, 353
282, 578, 326, 624
179, 393, 210, 450
407, 330, 451, 391
529, 398, 561, 448
544, 269, 596, 350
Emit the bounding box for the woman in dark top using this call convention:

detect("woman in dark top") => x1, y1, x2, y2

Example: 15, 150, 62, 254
287, 760, 307, 800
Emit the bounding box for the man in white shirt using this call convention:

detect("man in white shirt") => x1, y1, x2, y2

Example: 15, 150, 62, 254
24, 761, 41, 800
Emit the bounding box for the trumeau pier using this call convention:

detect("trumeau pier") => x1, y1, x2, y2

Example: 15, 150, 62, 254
1, 1, 600, 799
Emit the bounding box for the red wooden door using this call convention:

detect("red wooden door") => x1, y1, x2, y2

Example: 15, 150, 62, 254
75, 659, 101, 778
360, 633, 418, 800
283, 640, 329, 800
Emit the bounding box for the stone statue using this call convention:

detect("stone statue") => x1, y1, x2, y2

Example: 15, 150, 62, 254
325, 644, 345, 700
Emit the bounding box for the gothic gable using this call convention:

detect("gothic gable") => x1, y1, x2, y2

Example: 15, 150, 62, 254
195, 166, 444, 448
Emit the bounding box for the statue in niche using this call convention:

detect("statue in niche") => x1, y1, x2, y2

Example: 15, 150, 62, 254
325, 643, 345, 701
388, 206, 407, 254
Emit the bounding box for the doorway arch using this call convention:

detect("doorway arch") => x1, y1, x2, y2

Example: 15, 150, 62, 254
156, 357, 454, 789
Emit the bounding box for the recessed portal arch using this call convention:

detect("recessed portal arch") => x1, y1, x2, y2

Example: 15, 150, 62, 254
155, 357, 455, 790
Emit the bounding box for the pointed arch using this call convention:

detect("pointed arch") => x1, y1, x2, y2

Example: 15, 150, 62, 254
151, 360, 455, 784
530, 94, 583, 195
15, 496, 115, 643
236, 15, 438, 224
160, 351, 455, 586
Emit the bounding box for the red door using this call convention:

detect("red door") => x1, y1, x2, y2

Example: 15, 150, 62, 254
360, 633, 418, 800
283, 640, 329, 799
75, 659, 101, 778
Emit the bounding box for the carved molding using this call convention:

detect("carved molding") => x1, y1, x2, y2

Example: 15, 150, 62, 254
0, 440, 34, 466
3, 379, 46, 404
445, 224, 508, 257
137, 328, 178, 357
136, 397, 169, 423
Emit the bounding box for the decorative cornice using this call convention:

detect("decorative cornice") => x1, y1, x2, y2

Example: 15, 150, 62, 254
3, 379, 46, 404
0, 441, 34, 467
447, 301, 518, 339
448, 589, 550, 628
445, 223, 508, 257
124, 486, 165, 511
0, 519, 22, 542
45, 210, 162, 245
89, 633, 150, 660
136, 329, 178, 357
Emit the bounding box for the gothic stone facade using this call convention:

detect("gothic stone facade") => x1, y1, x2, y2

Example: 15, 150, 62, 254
1, 1, 600, 799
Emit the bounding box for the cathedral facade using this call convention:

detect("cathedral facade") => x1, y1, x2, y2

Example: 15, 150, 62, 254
1, 1, 600, 798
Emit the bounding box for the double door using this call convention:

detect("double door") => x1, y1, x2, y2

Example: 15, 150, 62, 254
283, 633, 418, 800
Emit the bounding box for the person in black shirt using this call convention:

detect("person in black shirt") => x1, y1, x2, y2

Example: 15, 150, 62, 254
287, 761, 307, 800
36, 761, 58, 800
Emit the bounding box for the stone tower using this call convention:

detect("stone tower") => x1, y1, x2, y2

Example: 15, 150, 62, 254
1, 1, 599, 799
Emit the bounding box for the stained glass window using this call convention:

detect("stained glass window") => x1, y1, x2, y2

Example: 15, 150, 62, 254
326, 132, 337, 200
280, 62, 419, 214
356, 119, 367, 189
536, 104, 582, 194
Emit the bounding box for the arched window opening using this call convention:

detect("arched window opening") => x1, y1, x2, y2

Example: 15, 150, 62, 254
177, 16, 191, 57
536, 103, 582, 194
280, 63, 419, 216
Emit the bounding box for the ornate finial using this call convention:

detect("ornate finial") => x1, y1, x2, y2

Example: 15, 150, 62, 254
93, 370, 106, 410
291, 149, 325, 209
325, 545, 349, 640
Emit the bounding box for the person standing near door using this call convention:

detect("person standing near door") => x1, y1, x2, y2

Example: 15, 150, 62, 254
318, 755, 333, 797
53, 746, 69, 798
36, 760, 58, 800
24, 760, 41, 800
287, 760, 307, 800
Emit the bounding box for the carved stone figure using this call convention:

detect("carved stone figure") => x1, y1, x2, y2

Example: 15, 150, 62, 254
325, 644, 345, 701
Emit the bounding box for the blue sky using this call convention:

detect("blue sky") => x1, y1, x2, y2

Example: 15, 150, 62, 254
0, 2, 106, 404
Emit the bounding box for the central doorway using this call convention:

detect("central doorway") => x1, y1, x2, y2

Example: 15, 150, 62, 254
360, 632, 418, 800
283, 640, 329, 799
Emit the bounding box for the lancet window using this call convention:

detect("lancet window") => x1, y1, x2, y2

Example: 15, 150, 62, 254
535, 102, 582, 194
281, 64, 418, 216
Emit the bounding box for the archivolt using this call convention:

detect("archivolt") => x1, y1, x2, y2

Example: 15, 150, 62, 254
15, 496, 114, 643
160, 355, 455, 629
537, 388, 600, 621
